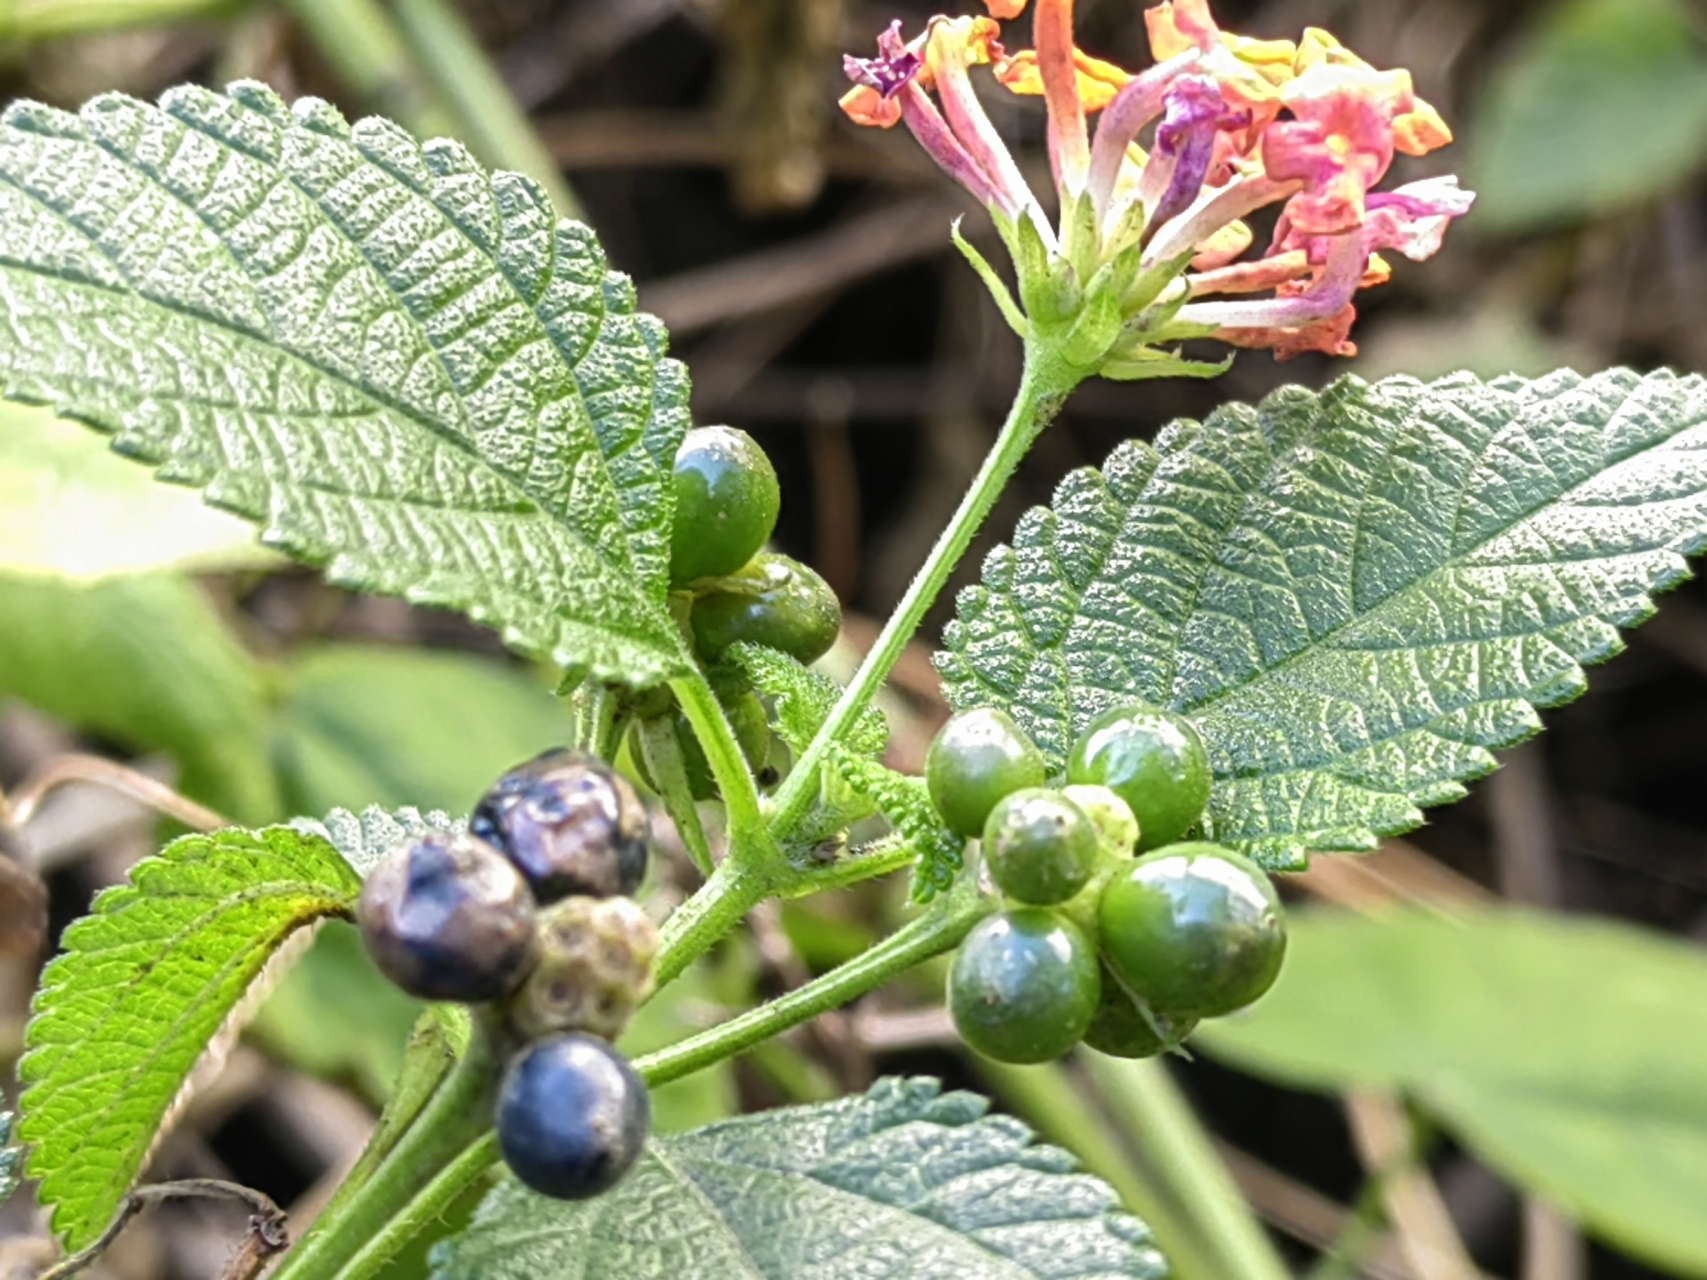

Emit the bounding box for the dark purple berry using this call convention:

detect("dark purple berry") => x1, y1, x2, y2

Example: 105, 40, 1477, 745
496, 1033, 650, 1200
472, 750, 651, 903
358, 832, 536, 1002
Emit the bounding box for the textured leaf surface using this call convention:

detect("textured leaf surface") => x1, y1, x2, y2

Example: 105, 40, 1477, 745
938, 369, 1707, 867
290, 804, 456, 880
0, 82, 693, 685
1199, 909, 1707, 1278
431, 1076, 1167, 1280
832, 751, 964, 900
725, 642, 889, 758
19, 825, 361, 1247
0, 571, 277, 822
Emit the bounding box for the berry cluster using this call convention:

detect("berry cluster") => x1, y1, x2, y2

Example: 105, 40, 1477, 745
629, 426, 842, 797
928, 706, 1287, 1064
358, 750, 658, 1201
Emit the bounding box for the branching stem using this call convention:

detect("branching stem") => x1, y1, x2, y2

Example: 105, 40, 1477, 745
768, 345, 1076, 839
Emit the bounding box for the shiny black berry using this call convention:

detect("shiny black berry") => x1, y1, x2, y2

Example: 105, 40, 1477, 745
358, 832, 536, 1002
669, 425, 781, 587
472, 750, 651, 903
496, 1033, 651, 1200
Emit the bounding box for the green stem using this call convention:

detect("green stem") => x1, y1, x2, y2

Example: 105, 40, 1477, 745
637, 716, 716, 877
283, 0, 460, 141
270, 1030, 499, 1280
334, 1134, 497, 1280
671, 672, 776, 871
635, 881, 989, 1088
650, 857, 770, 990
769, 346, 1075, 837
390, 0, 583, 221
1082, 1053, 1292, 1280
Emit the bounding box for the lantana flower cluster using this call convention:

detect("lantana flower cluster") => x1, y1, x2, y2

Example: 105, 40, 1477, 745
841, 0, 1473, 372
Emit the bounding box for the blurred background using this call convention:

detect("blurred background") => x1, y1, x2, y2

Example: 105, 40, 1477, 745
2, 0, 1707, 1277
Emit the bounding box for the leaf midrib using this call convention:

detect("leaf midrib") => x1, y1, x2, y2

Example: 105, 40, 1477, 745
29, 871, 349, 1231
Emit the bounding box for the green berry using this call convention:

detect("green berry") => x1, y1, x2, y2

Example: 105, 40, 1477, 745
1067, 703, 1212, 851
1081, 975, 1197, 1059
948, 909, 1100, 1063
669, 425, 780, 587
1097, 842, 1286, 1019
1060, 784, 1139, 860
981, 788, 1098, 906
925, 708, 1046, 837
690, 552, 841, 665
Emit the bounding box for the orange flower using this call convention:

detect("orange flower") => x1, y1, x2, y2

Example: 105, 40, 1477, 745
840, 0, 1472, 368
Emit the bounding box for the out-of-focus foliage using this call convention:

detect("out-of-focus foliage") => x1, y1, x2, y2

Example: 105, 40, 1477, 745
273, 645, 574, 817
1201, 909, 1707, 1277
1468, 0, 1707, 230
0, 571, 278, 822
0, 400, 271, 580
248, 921, 425, 1105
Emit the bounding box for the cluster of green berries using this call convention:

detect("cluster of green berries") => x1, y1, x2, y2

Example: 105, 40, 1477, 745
927, 705, 1287, 1064
358, 750, 657, 1201
629, 425, 843, 798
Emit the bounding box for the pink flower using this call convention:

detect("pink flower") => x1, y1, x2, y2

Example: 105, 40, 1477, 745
839, 0, 1472, 369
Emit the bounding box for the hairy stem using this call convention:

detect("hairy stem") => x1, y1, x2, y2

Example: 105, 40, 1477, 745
1082, 1053, 1293, 1280
635, 877, 991, 1088
650, 856, 771, 989
671, 671, 777, 873
768, 346, 1076, 837
268, 1030, 499, 1280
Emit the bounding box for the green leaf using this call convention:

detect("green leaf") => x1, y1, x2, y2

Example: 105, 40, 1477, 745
0, 398, 273, 579
1466, 0, 1707, 231
430, 1076, 1168, 1280
831, 751, 964, 901
289, 804, 455, 879
0, 571, 278, 822
724, 642, 888, 759
19, 823, 361, 1248
1198, 908, 1707, 1278
275, 644, 573, 816
0, 82, 694, 687
937, 369, 1707, 867
0, 1111, 19, 1209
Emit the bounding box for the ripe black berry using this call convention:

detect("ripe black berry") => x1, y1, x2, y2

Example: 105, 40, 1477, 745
472, 750, 651, 903
496, 1033, 650, 1201
357, 832, 536, 1003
